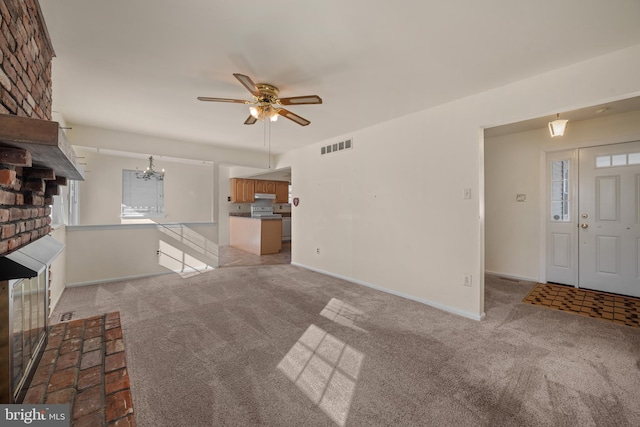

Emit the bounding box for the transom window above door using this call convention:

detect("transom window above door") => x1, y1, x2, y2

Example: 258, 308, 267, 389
596, 152, 640, 168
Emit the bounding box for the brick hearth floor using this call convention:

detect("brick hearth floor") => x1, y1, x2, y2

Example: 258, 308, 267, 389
23, 312, 136, 427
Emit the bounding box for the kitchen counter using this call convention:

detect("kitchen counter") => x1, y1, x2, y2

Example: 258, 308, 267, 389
229, 212, 290, 218
229, 216, 282, 255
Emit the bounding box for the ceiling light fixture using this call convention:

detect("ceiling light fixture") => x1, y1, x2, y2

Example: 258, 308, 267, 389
249, 104, 278, 122
548, 113, 568, 137
136, 156, 164, 180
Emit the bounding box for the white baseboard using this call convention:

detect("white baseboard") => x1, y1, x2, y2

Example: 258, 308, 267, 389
484, 270, 538, 283
292, 262, 486, 321
66, 267, 215, 288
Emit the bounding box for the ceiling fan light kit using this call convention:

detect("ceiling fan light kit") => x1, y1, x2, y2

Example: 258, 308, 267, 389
198, 73, 322, 126
250, 105, 278, 122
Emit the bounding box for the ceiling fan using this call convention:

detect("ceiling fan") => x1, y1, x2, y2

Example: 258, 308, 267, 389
197, 73, 322, 126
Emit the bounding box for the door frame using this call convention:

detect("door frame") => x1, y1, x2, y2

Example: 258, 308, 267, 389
543, 140, 640, 287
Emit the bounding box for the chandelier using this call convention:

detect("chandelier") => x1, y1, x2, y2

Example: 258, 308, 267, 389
136, 156, 164, 181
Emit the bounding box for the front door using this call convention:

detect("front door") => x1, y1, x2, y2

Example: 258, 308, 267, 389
578, 141, 640, 297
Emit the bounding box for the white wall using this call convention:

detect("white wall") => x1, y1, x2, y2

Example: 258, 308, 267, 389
65, 223, 218, 286
69, 124, 272, 168
66, 124, 272, 245
74, 147, 214, 225
485, 109, 640, 280
48, 225, 67, 314
275, 43, 640, 319
218, 166, 231, 246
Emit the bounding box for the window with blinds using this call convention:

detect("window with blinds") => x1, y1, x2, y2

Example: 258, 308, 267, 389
121, 169, 164, 218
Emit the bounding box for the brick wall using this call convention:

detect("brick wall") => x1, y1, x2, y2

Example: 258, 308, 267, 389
0, 0, 59, 256
0, 0, 53, 119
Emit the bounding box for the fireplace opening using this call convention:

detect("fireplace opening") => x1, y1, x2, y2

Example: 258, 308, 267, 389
0, 236, 64, 403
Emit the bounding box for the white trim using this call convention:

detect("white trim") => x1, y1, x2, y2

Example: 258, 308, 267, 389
65, 266, 215, 288
82, 146, 215, 166
292, 262, 486, 321
538, 150, 547, 283
66, 222, 216, 232
484, 270, 538, 283
478, 127, 486, 315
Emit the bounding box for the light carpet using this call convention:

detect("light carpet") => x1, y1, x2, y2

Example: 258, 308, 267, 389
52, 267, 640, 426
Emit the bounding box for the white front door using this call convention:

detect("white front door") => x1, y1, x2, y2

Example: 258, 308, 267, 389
577, 141, 640, 297
547, 150, 578, 286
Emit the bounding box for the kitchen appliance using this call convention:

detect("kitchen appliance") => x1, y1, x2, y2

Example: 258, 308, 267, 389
251, 194, 282, 218
282, 217, 291, 241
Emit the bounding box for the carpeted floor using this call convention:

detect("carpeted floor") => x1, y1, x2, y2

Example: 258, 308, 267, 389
52, 270, 640, 426
524, 283, 640, 328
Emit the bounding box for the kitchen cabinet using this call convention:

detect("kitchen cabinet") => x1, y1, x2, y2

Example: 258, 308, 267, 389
255, 180, 276, 194
230, 178, 289, 203
275, 181, 289, 203
230, 216, 282, 255
230, 178, 255, 203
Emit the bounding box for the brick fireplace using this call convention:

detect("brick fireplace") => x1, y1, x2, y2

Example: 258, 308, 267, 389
0, 0, 63, 256
1, 0, 83, 404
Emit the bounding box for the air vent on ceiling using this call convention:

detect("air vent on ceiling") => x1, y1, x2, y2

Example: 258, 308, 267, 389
321, 138, 353, 155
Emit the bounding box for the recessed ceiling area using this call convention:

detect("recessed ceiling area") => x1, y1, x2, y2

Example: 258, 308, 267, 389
484, 96, 640, 138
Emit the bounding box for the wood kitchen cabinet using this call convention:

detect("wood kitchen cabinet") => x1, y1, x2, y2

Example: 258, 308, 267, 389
275, 181, 289, 203
230, 178, 289, 203
255, 180, 276, 194
230, 178, 255, 203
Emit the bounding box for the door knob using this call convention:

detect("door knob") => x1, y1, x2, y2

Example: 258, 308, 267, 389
581, 223, 589, 229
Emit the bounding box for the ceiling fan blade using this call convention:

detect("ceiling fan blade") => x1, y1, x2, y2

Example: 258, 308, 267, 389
278, 95, 323, 105
233, 73, 261, 97
276, 108, 310, 126
197, 97, 250, 104
244, 115, 257, 125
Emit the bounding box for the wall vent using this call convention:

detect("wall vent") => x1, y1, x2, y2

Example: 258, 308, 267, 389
321, 138, 353, 155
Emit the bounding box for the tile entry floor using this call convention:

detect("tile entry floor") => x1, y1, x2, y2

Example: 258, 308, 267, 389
218, 242, 291, 267
523, 283, 640, 328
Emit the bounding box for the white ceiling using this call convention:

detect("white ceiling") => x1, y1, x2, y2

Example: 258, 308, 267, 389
39, 0, 640, 155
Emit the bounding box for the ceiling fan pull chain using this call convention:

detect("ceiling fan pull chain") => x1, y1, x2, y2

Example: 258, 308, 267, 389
269, 119, 272, 169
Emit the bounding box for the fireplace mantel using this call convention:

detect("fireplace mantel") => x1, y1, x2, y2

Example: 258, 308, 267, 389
0, 114, 84, 181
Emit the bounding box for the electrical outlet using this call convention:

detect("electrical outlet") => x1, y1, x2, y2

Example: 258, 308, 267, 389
463, 274, 472, 287
316, 248, 320, 254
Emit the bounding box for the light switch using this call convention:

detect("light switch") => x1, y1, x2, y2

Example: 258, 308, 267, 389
463, 188, 471, 199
